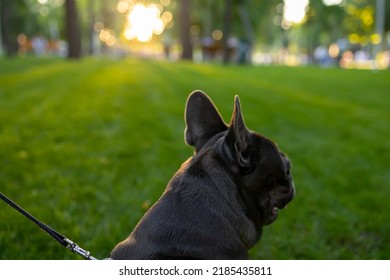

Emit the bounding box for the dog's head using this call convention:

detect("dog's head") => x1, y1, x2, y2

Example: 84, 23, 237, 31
185, 91, 295, 228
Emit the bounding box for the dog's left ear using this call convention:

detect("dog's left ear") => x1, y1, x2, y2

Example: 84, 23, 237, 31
226, 96, 253, 172
185, 91, 228, 152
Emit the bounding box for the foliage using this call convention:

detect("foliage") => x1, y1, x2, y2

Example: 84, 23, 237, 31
0, 58, 389, 259
1, 0, 389, 58
305, 1, 346, 47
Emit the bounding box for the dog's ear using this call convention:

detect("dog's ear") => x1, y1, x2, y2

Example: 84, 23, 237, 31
185, 90, 228, 152
226, 95, 253, 171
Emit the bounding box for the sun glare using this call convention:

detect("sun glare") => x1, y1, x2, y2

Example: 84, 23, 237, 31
124, 4, 165, 43
283, 0, 309, 27
322, 0, 344, 6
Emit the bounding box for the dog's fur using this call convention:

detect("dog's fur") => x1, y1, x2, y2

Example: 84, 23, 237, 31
110, 91, 295, 259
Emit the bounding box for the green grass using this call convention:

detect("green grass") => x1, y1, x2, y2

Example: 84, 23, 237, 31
0, 57, 389, 260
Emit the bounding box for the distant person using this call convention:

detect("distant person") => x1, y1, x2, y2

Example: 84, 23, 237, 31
31, 34, 48, 56
314, 45, 329, 66
237, 38, 250, 64
162, 34, 172, 60
201, 36, 214, 61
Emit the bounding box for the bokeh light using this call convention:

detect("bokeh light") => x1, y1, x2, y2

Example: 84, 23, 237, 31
370, 34, 382, 45
99, 28, 116, 46
322, 0, 344, 6
160, 0, 171, 7
212, 30, 223, 41
328, 43, 340, 58
117, 0, 130, 14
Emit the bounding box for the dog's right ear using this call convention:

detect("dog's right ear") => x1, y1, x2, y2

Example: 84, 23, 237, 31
226, 95, 253, 173
185, 90, 228, 152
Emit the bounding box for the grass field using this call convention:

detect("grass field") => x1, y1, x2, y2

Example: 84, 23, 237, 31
0, 57, 389, 260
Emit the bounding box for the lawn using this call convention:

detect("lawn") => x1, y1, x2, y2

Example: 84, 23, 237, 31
0, 57, 389, 260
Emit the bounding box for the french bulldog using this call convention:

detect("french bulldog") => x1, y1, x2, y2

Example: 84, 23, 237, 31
110, 90, 295, 259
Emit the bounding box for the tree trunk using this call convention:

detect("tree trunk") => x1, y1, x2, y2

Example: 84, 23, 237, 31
0, 0, 17, 56
238, 2, 254, 64
180, 0, 193, 60
87, 0, 95, 55
222, 0, 233, 64
375, 0, 386, 52
65, 0, 81, 59
0, 1, 6, 55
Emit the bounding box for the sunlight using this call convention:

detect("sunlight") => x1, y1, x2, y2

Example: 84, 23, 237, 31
283, 0, 309, 26
322, 0, 344, 6
124, 4, 165, 43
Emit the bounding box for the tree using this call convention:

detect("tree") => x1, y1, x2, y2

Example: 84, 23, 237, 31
65, 0, 81, 58
179, 0, 192, 60
222, 0, 233, 64
374, 0, 386, 52
0, 0, 16, 56
0, 0, 29, 56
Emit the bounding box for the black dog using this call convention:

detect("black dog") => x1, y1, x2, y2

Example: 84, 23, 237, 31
110, 91, 295, 259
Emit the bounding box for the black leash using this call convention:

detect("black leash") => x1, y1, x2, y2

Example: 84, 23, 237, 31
0, 192, 97, 260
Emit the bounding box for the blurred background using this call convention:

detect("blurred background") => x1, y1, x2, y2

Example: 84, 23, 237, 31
0, 0, 389, 69
0, 0, 389, 260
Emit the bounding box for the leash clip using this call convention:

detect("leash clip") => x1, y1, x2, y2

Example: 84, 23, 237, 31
64, 238, 97, 260
1, 192, 99, 260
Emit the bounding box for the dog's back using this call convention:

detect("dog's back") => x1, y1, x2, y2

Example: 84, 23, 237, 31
110, 146, 257, 259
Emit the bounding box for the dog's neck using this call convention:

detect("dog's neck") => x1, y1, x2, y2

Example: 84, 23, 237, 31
203, 139, 262, 249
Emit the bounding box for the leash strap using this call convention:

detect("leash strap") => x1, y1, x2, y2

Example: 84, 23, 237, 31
0, 192, 97, 260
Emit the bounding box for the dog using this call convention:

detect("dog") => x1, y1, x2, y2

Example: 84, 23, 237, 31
110, 91, 295, 259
